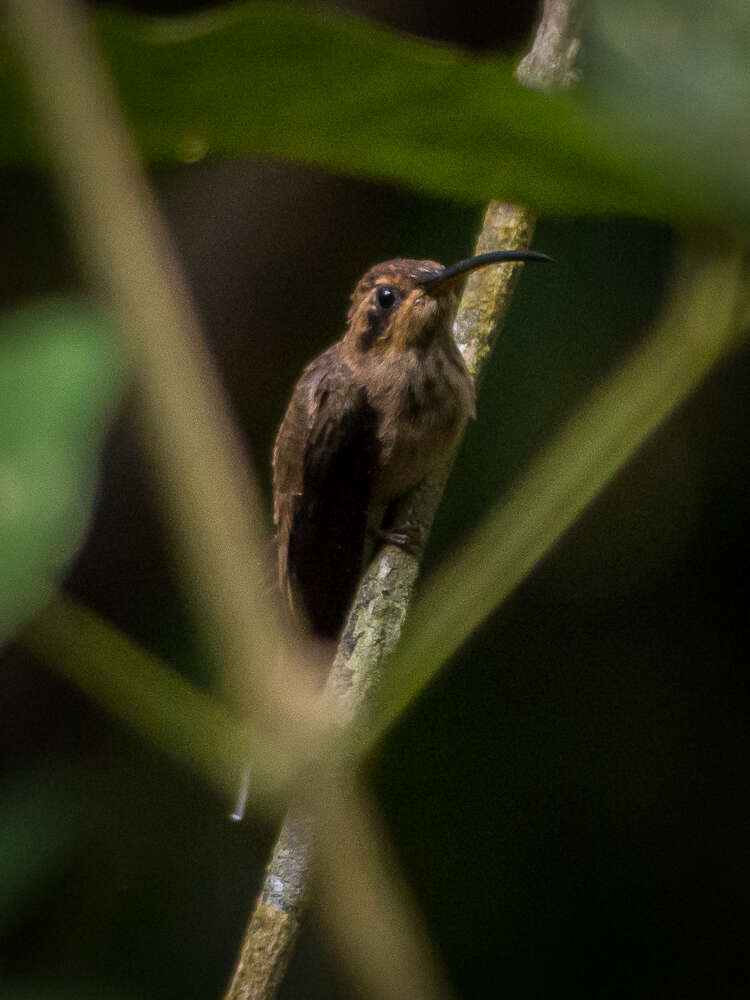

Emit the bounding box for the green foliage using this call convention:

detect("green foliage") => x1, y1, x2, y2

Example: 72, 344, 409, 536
3, 0, 749, 795
2, 2, 749, 995
2, 2, 749, 225
0, 300, 124, 643
22, 598, 257, 804
587, 0, 750, 224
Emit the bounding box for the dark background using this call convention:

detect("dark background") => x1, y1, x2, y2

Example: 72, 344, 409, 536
2, 1, 749, 997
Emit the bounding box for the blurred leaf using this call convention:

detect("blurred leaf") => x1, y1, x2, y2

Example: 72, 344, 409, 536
587, 0, 750, 224
21, 598, 290, 811
0, 299, 124, 644
1, 2, 747, 224
371, 240, 748, 739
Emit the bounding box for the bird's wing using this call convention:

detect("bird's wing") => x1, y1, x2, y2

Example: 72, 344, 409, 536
273, 347, 378, 638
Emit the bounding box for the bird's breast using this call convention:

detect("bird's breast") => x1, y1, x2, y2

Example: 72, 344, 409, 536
367, 344, 475, 504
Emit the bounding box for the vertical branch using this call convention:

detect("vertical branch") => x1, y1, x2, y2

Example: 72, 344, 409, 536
227, 812, 312, 999
226, 2, 582, 997
516, 0, 582, 91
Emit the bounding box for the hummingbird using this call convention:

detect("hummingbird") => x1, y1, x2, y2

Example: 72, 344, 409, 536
272, 249, 551, 640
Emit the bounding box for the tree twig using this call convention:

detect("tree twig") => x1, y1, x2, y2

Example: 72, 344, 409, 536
225, 2, 582, 996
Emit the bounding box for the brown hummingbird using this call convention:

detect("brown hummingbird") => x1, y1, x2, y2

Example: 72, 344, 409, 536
273, 249, 551, 639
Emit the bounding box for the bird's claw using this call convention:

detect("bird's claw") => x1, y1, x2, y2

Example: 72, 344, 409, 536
376, 523, 424, 556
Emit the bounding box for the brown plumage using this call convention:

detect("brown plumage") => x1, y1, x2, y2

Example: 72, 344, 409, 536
272, 250, 551, 638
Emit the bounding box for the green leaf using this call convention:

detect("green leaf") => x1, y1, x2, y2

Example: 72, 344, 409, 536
21, 598, 295, 811
0, 299, 124, 644
587, 0, 750, 226
1, 2, 746, 225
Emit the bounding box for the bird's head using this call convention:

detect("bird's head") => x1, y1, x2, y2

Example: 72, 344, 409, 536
343, 250, 552, 358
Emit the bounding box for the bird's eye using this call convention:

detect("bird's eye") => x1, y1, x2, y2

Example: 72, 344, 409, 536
376, 286, 398, 310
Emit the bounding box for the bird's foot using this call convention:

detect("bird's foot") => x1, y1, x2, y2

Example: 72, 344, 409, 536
376, 521, 424, 556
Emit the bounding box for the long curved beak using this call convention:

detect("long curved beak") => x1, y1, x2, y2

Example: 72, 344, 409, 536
417, 249, 553, 293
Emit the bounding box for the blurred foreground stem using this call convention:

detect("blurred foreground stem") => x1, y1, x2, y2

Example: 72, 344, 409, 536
3, 0, 325, 782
